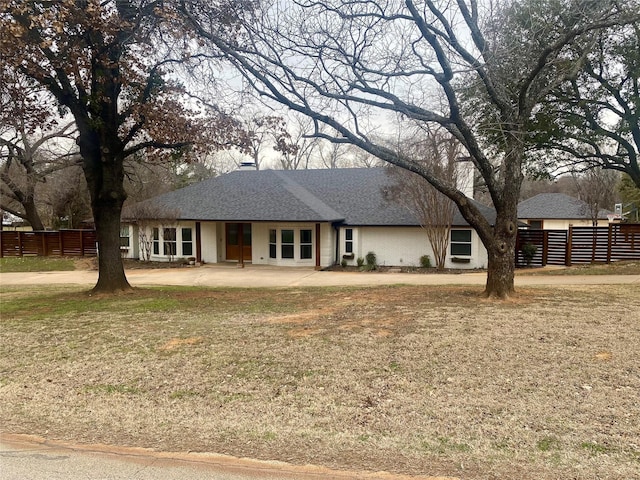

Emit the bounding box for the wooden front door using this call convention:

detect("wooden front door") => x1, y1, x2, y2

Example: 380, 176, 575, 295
225, 223, 252, 262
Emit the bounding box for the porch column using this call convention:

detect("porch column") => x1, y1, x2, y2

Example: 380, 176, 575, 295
195, 222, 202, 263
238, 223, 245, 268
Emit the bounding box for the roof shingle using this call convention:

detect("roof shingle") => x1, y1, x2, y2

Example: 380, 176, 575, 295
517, 193, 611, 220
133, 167, 496, 227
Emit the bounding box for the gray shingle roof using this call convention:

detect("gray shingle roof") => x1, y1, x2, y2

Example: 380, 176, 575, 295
131, 167, 496, 227
517, 193, 611, 220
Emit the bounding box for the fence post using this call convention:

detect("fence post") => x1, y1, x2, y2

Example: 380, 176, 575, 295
566, 225, 573, 266
80, 230, 85, 256
18, 231, 23, 257
606, 224, 613, 264
59, 231, 64, 256
542, 231, 548, 266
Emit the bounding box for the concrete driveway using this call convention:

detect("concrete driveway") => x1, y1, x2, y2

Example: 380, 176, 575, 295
1, 263, 639, 288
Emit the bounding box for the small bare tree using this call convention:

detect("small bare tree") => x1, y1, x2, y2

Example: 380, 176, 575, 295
231, 113, 297, 170
43, 165, 92, 229
275, 115, 320, 170
385, 128, 462, 270
572, 169, 620, 225
125, 202, 179, 262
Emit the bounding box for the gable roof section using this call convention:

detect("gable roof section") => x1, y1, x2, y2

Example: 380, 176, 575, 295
517, 193, 611, 220
134, 169, 344, 223
134, 167, 496, 227
270, 170, 344, 221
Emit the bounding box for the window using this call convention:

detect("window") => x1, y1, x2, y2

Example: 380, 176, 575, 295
227, 223, 238, 245
242, 224, 252, 247
281, 229, 294, 259
450, 230, 472, 256
528, 220, 543, 229
268, 227, 314, 262
120, 226, 130, 248
182, 228, 193, 256
163, 227, 176, 256
300, 229, 312, 259
345, 228, 353, 253
269, 229, 277, 259
152, 228, 160, 255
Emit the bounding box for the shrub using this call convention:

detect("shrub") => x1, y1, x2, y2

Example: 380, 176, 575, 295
365, 251, 377, 270
419, 255, 432, 268
341, 259, 348, 268
521, 242, 537, 266
357, 257, 365, 267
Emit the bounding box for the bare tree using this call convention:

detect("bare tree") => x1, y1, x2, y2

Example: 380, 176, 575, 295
318, 142, 346, 169
230, 112, 297, 170
43, 165, 93, 229
618, 174, 640, 222
180, 0, 637, 297
385, 128, 462, 269
571, 169, 620, 225
275, 114, 320, 170
0, 130, 80, 231
519, 175, 579, 201
1, 70, 80, 230
317, 136, 378, 169
124, 201, 180, 262
344, 145, 385, 169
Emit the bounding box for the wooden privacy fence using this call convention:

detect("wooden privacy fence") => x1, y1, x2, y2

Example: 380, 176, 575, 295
516, 224, 640, 267
0, 230, 97, 258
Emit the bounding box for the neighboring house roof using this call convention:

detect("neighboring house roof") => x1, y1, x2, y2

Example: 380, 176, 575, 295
517, 193, 611, 220
128, 167, 496, 227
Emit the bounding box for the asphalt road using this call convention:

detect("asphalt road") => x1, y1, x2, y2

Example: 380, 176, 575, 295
0, 434, 452, 480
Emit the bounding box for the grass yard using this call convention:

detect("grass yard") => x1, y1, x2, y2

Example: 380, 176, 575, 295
1, 284, 639, 479
527, 260, 640, 276
0, 256, 77, 272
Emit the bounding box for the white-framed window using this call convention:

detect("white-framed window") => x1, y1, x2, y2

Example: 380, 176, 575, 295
151, 226, 194, 258
345, 228, 353, 253
300, 229, 313, 259
163, 227, 177, 256
281, 229, 294, 259
269, 229, 277, 259
152, 228, 160, 255
181, 228, 193, 256
450, 229, 472, 256
268, 227, 314, 262
120, 225, 130, 248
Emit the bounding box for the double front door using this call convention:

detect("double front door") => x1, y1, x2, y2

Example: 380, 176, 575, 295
226, 223, 252, 263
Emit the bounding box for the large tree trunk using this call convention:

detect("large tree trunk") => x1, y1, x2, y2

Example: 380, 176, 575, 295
92, 194, 130, 293
81, 135, 131, 293
482, 150, 522, 298
484, 233, 517, 299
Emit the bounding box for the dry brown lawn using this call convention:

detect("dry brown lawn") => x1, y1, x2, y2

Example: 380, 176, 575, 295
1, 284, 639, 479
